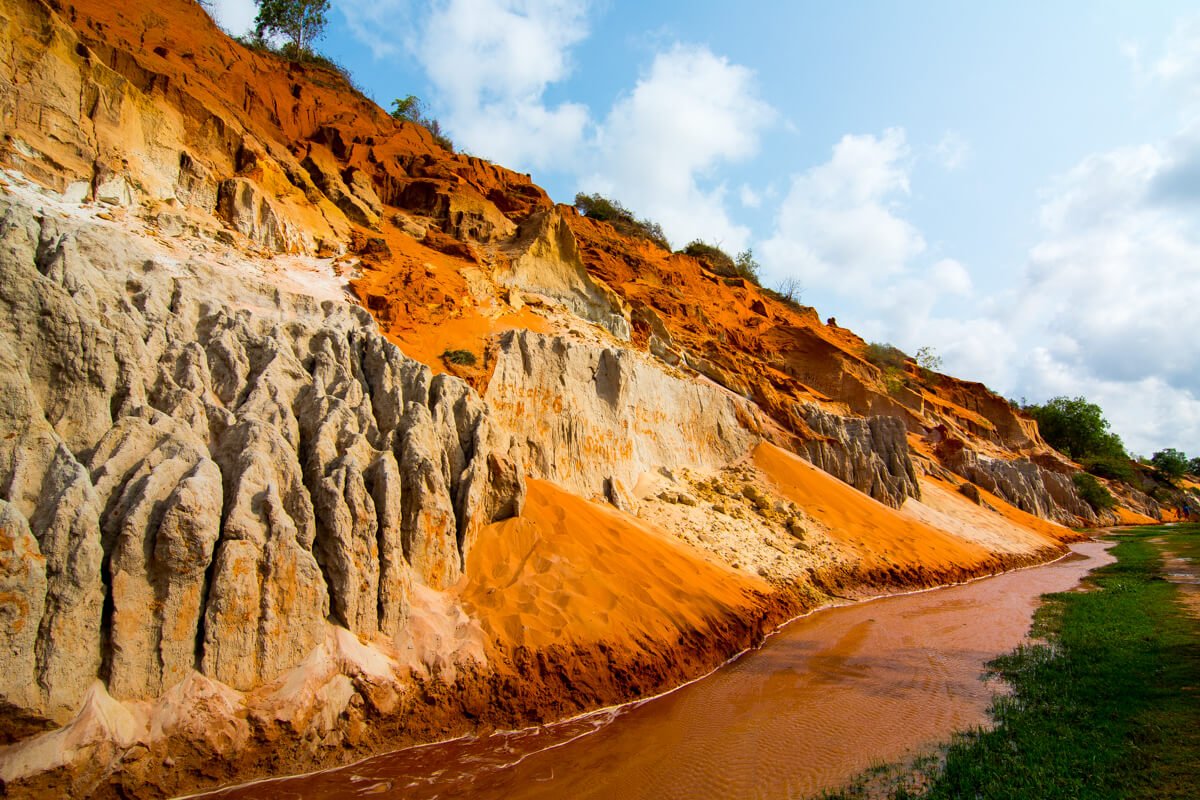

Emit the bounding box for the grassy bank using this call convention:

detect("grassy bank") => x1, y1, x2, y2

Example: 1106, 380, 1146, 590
822, 524, 1200, 800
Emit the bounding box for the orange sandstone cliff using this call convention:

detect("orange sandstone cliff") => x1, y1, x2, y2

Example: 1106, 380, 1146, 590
0, 0, 1162, 796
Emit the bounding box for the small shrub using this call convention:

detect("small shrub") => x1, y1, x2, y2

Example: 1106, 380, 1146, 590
1073, 472, 1116, 511
774, 277, 805, 305
733, 248, 761, 284
762, 286, 809, 313
681, 240, 735, 273
574, 193, 670, 250
915, 345, 942, 373
441, 348, 477, 366
391, 95, 454, 151
882, 366, 908, 395
863, 342, 907, 370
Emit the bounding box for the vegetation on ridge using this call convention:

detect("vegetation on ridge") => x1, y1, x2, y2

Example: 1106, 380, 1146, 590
253, 0, 330, 57
391, 95, 455, 152
441, 348, 477, 366
1022, 395, 1127, 461
574, 192, 671, 251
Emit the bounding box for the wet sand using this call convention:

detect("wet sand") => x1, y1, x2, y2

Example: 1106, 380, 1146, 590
197, 541, 1113, 800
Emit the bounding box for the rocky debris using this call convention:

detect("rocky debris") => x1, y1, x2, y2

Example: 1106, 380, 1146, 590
485, 329, 760, 499
0, 192, 522, 735
496, 208, 632, 340
796, 403, 920, 508
636, 463, 840, 586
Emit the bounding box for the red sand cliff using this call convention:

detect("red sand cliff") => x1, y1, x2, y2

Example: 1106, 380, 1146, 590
0, 1, 1172, 797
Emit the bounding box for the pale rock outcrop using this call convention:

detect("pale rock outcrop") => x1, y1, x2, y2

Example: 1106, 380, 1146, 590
944, 448, 1095, 525
486, 329, 759, 499
496, 208, 632, 340
216, 177, 295, 253
89, 412, 222, 699
301, 144, 381, 228
0, 500, 47, 726
0, 189, 522, 733
796, 403, 920, 508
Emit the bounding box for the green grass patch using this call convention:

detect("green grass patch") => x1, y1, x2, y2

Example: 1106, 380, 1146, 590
822, 524, 1200, 799
440, 348, 477, 366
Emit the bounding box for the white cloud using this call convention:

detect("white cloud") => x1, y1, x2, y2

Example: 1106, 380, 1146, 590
414, 0, 591, 170
580, 44, 775, 250
739, 184, 762, 208
762, 128, 924, 293
337, 0, 410, 59
931, 258, 972, 295
208, 0, 257, 36
1151, 16, 1200, 87
934, 130, 970, 170
1001, 132, 1200, 454
339, 2, 771, 243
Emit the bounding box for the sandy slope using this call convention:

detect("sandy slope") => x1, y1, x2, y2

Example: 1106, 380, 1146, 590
461, 480, 769, 651
752, 443, 1069, 579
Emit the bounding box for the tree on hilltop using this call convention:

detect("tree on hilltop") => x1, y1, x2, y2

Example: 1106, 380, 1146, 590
1151, 448, 1189, 481
1025, 396, 1126, 461
254, 0, 330, 57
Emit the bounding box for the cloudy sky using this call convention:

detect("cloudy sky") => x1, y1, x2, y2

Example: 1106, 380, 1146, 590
210, 0, 1200, 457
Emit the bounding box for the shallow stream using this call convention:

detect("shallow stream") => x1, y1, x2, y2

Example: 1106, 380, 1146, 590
201, 541, 1113, 800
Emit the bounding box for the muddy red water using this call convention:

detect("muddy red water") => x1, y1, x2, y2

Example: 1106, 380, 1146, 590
198, 541, 1113, 800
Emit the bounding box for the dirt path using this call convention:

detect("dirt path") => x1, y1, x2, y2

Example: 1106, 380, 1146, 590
1148, 536, 1200, 619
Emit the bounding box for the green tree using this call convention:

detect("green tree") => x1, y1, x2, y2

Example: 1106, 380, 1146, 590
1072, 472, 1116, 511
254, 0, 330, 57
1025, 396, 1126, 460
734, 249, 761, 284
915, 346, 943, 373
390, 95, 454, 151
1189, 457, 1200, 475
390, 95, 421, 121
1151, 448, 1189, 480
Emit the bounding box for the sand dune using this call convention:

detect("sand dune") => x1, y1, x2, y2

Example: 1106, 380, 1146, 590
461, 480, 770, 652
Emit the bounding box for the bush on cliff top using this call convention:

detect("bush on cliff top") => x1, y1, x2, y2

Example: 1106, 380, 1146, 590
1150, 448, 1189, 481
254, 0, 330, 58
863, 342, 907, 370
680, 241, 762, 285
574, 193, 670, 251
391, 95, 455, 152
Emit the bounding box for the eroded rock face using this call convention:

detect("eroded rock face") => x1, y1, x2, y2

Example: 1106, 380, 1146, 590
796, 403, 920, 508
485, 329, 758, 499
0, 194, 522, 723
942, 447, 1095, 525
496, 209, 632, 340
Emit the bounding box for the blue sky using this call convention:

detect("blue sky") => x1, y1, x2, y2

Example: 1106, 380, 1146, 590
210, 0, 1200, 457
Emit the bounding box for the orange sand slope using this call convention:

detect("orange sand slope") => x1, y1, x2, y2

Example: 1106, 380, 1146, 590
461, 480, 769, 651
752, 443, 1063, 572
